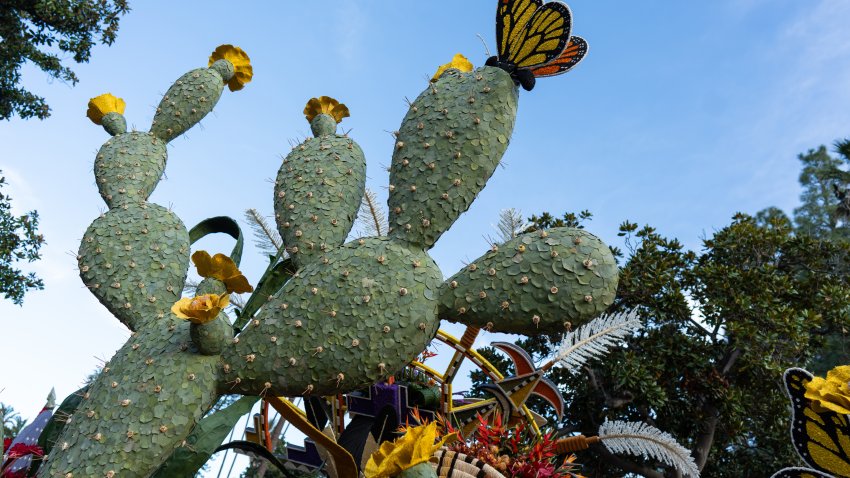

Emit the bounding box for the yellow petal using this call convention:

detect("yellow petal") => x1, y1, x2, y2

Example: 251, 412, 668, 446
171, 293, 230, 325
208, 44, 253, 92
192, 250, 215, 277
431, 53, 473, 82
224, 275, 254, 294
827, 365, 850, 387
170, 297, 194, 319
303, 96, 349, 124
86, 93, 126, 125
210, 253, 237, 280
330, 102, 350, 123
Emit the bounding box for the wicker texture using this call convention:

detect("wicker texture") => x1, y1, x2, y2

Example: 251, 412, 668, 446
433, 449, 507, 478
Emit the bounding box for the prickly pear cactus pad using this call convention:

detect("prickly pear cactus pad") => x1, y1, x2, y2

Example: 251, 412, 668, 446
150, 45, 251, 142
274, 97, 366, 269
93, 132, 167, 208
388, 65, 518, 249
439, 228, 618, 334
223, 237, 443, 397
78, 203, 189, 331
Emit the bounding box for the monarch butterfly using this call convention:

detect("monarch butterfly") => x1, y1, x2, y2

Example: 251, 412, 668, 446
485, 0, 588, 91
771, 368, 850, 478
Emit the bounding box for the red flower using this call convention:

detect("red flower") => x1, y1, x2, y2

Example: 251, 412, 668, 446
7, 443, 44, 459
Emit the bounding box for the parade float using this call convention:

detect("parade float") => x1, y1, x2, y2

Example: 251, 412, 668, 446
2, 1, 708, 477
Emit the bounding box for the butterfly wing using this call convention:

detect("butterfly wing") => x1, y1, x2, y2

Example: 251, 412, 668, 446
772, 468, 835, 478
496, 0, 543, 64
530, 36, 588, 77
784, 368, 850, 477
498, 0, 573, 69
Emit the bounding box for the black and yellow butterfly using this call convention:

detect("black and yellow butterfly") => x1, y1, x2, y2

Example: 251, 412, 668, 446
771, 368, 850, 478
485, 0, 588, 91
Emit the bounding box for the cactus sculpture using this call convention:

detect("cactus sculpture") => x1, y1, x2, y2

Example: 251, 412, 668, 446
37, 25, 618, 478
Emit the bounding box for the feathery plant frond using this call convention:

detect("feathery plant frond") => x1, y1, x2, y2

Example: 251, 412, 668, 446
495, 208, 530, 244
598, 420, 700, 478
553, 309, 642, 372
354, 188, 389, 237
244, 208, 283, 257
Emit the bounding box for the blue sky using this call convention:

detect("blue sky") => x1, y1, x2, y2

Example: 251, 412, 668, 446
2, 0, 850, 472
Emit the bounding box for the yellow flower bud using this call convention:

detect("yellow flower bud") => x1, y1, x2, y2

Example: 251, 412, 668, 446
432, 53, 473, 82
86, 93, 126, 125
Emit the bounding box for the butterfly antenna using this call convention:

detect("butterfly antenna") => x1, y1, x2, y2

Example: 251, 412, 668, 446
476, 33, 492, 57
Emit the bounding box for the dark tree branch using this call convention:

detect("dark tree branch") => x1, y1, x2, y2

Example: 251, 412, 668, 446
693, 346, 742, 470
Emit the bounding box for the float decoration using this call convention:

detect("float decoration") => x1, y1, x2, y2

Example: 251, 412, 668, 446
31, 1, 699, 477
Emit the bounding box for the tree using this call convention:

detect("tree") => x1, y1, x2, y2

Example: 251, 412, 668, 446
471, 210, 850, 477
2, 402, 27, 452
787, 139, 850, 374
0, 0, 130, 120
0, 172, 44, 305
793, 143, 850, 239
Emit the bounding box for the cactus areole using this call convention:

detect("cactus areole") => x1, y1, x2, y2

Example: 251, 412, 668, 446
37, 33, 613, 476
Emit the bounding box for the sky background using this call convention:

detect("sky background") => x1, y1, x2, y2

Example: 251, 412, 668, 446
2, 0, 850, 475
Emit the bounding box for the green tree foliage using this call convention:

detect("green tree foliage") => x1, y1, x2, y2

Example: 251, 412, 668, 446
793, 144, 850, 238
0, 172, 44, 305
2, 402, 27, 447
788, 139, 850, 374
0, 0, 130, 120
471, 210, 850, 477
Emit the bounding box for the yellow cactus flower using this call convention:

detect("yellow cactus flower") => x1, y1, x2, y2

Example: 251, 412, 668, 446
86, 93, 126, 125
303, 96, 350, 124
171, 293, 230, 325
364, 422, 448, 478
805, 365, 850, 414
431, 53, 473, 82
191, 250, 254, 294
208, 44, 253, 91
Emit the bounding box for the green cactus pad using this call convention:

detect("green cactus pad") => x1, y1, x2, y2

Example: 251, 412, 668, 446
388, 66, 518, 249
94, 132, 167, 208
274, 132, 366, 269
101, 111, 127, 136
40, 319, 221, 478
78, 203, 190, 331
190, 314, 232, 355
222, 236, 443, 397
439, 228, 618, 334
150, 66, 227, 143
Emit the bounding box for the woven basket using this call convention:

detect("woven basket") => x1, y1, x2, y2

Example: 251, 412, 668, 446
432, 449, 507, 478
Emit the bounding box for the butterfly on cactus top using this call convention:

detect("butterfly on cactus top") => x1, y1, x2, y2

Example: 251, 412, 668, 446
485, 0, 588, 91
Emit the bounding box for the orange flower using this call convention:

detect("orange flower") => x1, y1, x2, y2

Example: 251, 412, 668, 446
171, 293, 230, 324
303, 96, 350, 124
208, 44, 253, 91
191, 250, 253, 294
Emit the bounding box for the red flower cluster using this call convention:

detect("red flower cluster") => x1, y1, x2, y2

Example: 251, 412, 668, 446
6, 443, 43, 459
446, 412, 582, 478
